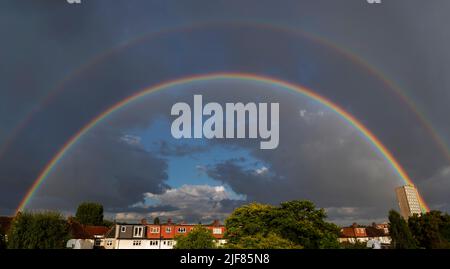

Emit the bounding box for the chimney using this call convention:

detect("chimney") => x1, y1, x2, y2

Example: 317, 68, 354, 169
140, 218, 148, 225
167, 218, 172, 225
212, 219, 220, 226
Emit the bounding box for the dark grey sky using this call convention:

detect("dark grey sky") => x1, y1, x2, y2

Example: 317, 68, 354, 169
0, 0, 449, 225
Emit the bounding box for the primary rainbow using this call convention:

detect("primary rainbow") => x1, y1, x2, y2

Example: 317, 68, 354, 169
15, 73, 430, 214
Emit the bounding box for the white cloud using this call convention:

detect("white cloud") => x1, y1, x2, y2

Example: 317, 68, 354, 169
119, 134, 142, 146
254, 166, 269, 175
144, 185, 230, 204
298, 108, 328, 122
121, 185, 246, 222
299, 109, 307, 118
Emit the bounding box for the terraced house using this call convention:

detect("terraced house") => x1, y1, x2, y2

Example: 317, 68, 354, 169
101, 219, 226, 249
338, 223, 391, 248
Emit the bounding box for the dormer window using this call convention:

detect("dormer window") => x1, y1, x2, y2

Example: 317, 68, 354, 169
133, 226, 144, 237
120, 226, 126, 233
150, 227, 160, 233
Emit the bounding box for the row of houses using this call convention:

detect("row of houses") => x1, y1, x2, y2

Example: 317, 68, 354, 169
96, 219, 226, 249
0, 216, 12, 247
66, 219, 110, 249
69, 220, 392, 249
2, 215, 392, 249
1, 216, 226, 249
338, 223, 391, 249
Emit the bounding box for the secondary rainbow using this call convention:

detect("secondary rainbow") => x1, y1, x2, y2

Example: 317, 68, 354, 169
15, 73, 430, 214
2, 22, 450, 166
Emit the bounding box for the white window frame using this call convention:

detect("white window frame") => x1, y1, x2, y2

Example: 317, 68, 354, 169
177, 227, 186, 233
213, 228, 222, 235
150, 227, 160, 234
133, 226, 143, 237
120, 226, 126, 233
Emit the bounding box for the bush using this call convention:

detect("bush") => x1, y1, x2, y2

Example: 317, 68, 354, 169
7, 211, 70, 249
226, 232, 302, 249
174, 226, 217, 249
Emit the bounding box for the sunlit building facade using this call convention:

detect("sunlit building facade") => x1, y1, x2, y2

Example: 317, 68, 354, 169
395, 185, 423, 220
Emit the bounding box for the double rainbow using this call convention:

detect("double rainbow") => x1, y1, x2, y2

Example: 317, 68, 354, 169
15, 73, 430, 214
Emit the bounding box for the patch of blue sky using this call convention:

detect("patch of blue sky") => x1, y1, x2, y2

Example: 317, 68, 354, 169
127, 116, 265, 198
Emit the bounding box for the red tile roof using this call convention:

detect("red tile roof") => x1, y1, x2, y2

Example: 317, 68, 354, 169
68, 221, 110, 239
340, 224, 390, 238
83, 226, 110, 237
340, 227, 367, 237
0, 216, 13, 234
365, 227, 389, 237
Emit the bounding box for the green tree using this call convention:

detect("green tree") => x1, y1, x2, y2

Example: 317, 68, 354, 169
388, 210, 417, 249
75, 202, 104, 226
174, 225, 217, 249
440, 213, 450, 244
271, 200, 340, 248
225, 203, 274, 245
225, 200, 340, 249
153, 217, 160, 225
7, 212, 70, 249
409, 211, 450, 249
226, 232, 301, 249
408, 213, 425, 248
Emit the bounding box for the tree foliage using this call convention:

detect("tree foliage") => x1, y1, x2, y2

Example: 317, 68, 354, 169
75, 202, 104, 226
408, 211, 450, 249
7, 212, 70, 249
226, 232, 301, 249
174, 225, 217, 249
388, 210, 417, 249
225, 200, 340, 249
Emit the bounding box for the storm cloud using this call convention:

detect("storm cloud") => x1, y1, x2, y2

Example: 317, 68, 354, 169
1, 0, 450, 224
